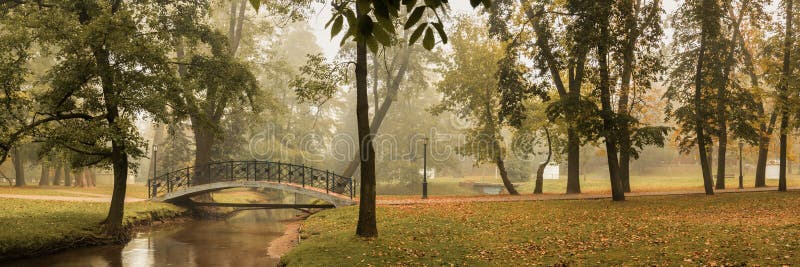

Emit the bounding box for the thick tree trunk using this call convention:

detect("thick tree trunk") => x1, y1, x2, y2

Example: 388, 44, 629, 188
74, 168, 85, 187
598, 7, 625, 201
12, 146, 25, 187
534, 128, 552, 194
778, 0, 793, 192
105, 140, 129, 239
52, 163, 62, 186
755, 127, 772, 187
87, 168, 96, 187
87, 14, 129, 236
354, 4, 377, 238
566, 128, 581, 194
39, 164, 50, 186
192, 123, 214, 184
64, 165, 72, 186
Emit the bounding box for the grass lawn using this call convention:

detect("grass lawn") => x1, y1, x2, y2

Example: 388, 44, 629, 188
392, 173, 800, 197
0, 198, 186, 261
0, 184, 149, 199
283, 191, 800, 266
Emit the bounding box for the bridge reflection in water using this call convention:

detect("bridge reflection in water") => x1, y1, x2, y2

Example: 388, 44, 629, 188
147, 161, 357, 207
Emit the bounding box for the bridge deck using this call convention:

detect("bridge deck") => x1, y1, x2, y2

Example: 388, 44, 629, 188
191, 202, 336, 209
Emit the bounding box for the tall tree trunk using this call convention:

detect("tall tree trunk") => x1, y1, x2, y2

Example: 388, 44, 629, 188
756, 113, 777, 187
779, 0, 793, 192
534, 128, 552, 194
87, 168, 96, 187
616, 0, 640, 193
52, 163, 62, 186
696, 0, 715, 195
64, 165, 72, 186
39, 164, 50, 186
526, 6, 584, 194
354, 2, 377, 238
92, 34, 128, 238
495, 154, 518, 195
342, 48, 410, 178
597, 4, 625, 201
11, 146, 25, 187
715, 3, 747, 190
74, 169, 85, 187
739, 24, 774, 187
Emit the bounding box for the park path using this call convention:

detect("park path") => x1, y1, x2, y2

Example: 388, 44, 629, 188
376, 186, 800, 205
0, 193, 145, 203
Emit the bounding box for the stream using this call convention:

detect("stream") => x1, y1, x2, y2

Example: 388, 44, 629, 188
3, 195, 304, 266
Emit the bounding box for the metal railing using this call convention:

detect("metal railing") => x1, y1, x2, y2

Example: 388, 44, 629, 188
147, 161, 356, 200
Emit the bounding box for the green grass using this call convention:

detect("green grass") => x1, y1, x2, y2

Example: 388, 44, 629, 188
404, 172, 800, 196
283, 191, 800, 266
0, 184, 149, 199
0, 199, 186, 261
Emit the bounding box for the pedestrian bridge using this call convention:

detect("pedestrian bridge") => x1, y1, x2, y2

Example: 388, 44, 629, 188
147, 161, 357, 207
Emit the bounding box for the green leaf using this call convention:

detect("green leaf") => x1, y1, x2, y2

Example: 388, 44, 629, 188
422, 27, 435, 50
331, 16, 344, 38
408, 23, 427, 45
374, 0, 390, 19
404, 6, 426, 29
470, 0, 481, 7
357, 0, 371, 15
366, 37, 379, 53
403, 0, 418, 12
424, 0, 442, 9
358, 16, 375, 38
249, 0, 260, 10
373, 26, 392, 46
432, 22, 447, 44
376, 13, 395, 35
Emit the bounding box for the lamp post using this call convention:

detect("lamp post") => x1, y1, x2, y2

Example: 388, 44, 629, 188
422, 137, 428, 199
151, 144, 158, 198
738, 141, 744, 189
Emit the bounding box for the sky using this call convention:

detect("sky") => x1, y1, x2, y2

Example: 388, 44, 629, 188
306, 1, 681, 59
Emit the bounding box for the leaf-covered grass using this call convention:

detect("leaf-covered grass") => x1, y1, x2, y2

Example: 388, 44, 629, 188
400, 173, 800, 196
0, 184, 149, 199
283, 191, 800, 266
0, 199, 186, 261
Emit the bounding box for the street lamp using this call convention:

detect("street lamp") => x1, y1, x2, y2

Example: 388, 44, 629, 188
151, 144, 158, 198
738, 141, 744, 189
422, 137, 429, 199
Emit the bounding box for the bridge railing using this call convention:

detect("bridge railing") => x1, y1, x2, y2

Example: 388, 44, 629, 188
147, 161, 356, 200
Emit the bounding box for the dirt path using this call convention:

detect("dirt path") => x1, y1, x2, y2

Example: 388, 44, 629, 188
51, 189, 113, 198
0, 193, 145, 203
268, 219, 303, 261
376, 186, 800, 205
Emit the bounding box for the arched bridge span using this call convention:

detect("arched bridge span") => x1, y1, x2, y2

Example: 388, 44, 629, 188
147, 161, 356, 207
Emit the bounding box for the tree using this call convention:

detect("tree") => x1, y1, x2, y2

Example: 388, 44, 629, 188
666, 0, 728, 195
38, 162, 50, 186
0, 0, 185, 237
612, 0, 666, 193
595, 0, 626, 201
319, 0, 489, 237
778, 0, 794, 192
522, 1, 598, 194
432, 18, 519, 195
10, 146, 25, 186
